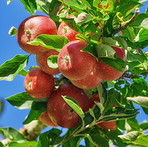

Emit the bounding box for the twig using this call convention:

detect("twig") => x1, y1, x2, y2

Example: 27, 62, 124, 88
113, 8, 140, 35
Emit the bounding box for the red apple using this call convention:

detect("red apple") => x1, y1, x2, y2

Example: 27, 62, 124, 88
95, 46, 126, 81
71, 68, 102, 89
47, 84, 89, 128
58, 40, 97, 80
24, 68, 55, 99
57, 15, 78, 41
36, 50, 60, 75
89, 93, 117, 131
39, 111, 58, 127
17, 15, 57, 54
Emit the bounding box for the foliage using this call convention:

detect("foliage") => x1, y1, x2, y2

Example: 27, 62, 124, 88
0, 0, 148, 146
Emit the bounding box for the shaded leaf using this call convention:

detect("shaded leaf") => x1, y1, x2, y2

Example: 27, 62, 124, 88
36, 128, 62, 146
23, 101, 47, 124
81, 42, 98, 59
130, 13, 148, 29
0, 142, 4, 147
100, 56, 126, 72
102, 107, 139, 122
9, 141, 37, 147
140, 122, 148, 132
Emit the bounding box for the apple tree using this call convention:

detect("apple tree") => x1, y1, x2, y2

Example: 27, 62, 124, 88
0, 0, 148, 146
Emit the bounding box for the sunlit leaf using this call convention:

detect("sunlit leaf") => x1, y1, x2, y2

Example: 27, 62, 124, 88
28, 34, 69, 52
6, 92, 48, 109
20, 0, 37, 15
0, 55, 29, 81
127, 96, 148, 109
62, 96, 84, 118
47, 55, 58, 69
8, 26, 17, 36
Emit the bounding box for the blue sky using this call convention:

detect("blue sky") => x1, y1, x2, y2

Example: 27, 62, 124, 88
0, 0, 148, 139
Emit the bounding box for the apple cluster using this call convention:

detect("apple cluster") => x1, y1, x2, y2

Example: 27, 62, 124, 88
17, 15, 126, 130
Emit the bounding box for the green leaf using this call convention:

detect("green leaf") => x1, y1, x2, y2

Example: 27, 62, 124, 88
18, 69, 28, 76
89, 133, 109, 147
9, 141, 37, 147
130, 13, 148, 29
62, 96, 84, 118
97, 83, 107, 105
124, 26, 137, 42
7, 0, 13, 5
104, 129, 127, 147
83, 105, 101, 126
23, 101, 47, 124
138, 29, 148, 42
0, 128, 26, 142
27, 34, 69, 52
102, 107, 139, 122
131, 77, 148, 96
20, 0, 37, 15
0, 100, 3, 114
127, 96, 148, 109
117, 1, 141, 16
0, 142, 4, 147
99, 56, 126, 72
0, 55, 29, 81
61, 0, 86, 11
8, 26, 17, 36
61, 17, 80, 33
62, 136, 81, 147
96, 44, 115, 58
47, 55, 58, 69
102, 37, 120, 47
81, 42, 98, 59
140, 122, 148, 132
36, 128, 62, 146
134, 134, 148, 147
118, 131, 144, 144
6, 92, 48, 109
36, 0, 50, 15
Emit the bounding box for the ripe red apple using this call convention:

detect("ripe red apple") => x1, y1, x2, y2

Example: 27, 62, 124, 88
95, 46, 126, 81
71, 68, 102, 89
57, 15, 78, 41
89, 93, 117, 131
47, 84, 90, 128
58, 40, 97, 80
36, 50, 60, 75
17, 15, 57, 54
39, 111, 58, 127
24, 68, 55, 99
